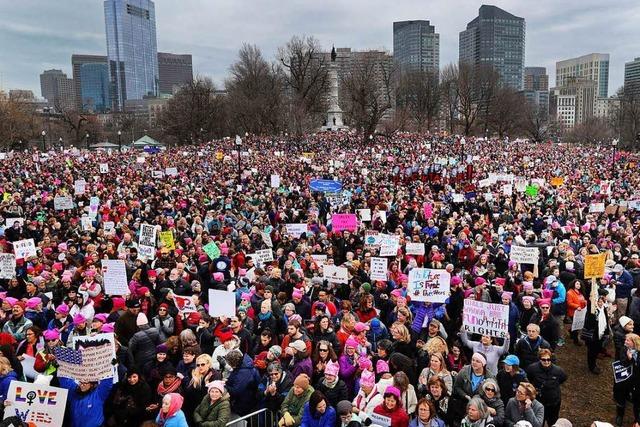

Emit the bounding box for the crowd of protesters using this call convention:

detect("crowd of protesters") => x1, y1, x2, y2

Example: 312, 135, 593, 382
0, 131, 636, 427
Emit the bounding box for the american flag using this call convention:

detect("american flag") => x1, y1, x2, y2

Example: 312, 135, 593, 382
54, 346, 83, 364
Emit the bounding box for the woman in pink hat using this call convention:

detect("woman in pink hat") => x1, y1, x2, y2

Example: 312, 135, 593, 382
373, 385, 410, 427
34, 328, 62, 376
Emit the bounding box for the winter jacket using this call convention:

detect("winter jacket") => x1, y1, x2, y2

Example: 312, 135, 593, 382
290, 356, 313, 379
300, 403, 336, 427
258, 371, 293, 412
453, 365, 495, 402
352, 386, 384, 422
226, 353, 261, 416
504, 397, 545, 427
338, 353, 359, 394
612, 270, 635, 299
281, 386, 315, 426
314, 378, 348, 407
193, 394, 231, 427
59, 377, 113, 427
409, 417, 445, 427
105, 377, 152, 426
514, 337, 550, 369
0, 371, 17, 402
496, 369, 527, 406
525, 361, 567, 406
155, 409, 188, 427
566, 289, 586, 318
128, 326, 160, 370
152, 315, 175, 342
460, 332, 509, 375
373, 403, 410, 427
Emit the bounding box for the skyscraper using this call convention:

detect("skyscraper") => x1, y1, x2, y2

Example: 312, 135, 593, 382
72, 54, 108, 110
459, 5, 526, 90
158, 52, 193, 95
39, 69, 75, 111
556, 53, 609, 98
624, 57, 640, 97
104, 0, 159, 111
523, 67, 549, 118
80, 63, 111, 113
393, 20, 440, 73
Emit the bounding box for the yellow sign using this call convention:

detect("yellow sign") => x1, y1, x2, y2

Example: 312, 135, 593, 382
2, 193, 10, 202
302, 152, 315, 159
216, 152, 224, 161
159, 231, 175, 251
584, 253, 606, 279
550, 177, 564, 187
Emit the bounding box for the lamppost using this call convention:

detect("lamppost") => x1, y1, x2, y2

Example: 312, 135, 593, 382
85, 133, 90, 150
58, 137, 63, 149
612, 139, 618, 178
117, 130, 122, 152
235, 135, 242, 186
41, 130, 46, 151
460, 137, 465, 163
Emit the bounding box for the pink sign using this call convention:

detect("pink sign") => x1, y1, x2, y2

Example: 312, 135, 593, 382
332, 214, 357, 232
423, 202, 433, 219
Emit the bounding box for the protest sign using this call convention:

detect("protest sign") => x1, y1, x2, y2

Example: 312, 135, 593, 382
379, 234, 400, 257
159, 231, 175, 250
13, 239, 37, 259
137, 244, 155, 261
0, 253, 16, 279
101, 259, 129, 295
478, 178, 492, 188
323, 265, 349, 284
165, 167, 178, 176
364, 230, 382, 249
4, 381, 68, 427
80, 216, 92, 231
584, 253, 606, 279
369, 412, 391, 427
54, 196, 73, 210
452, 193, 465, 203
99, 163, 109, 173
309, 179, 342, 192
423, 202, 433, 219
326, 192, 352, 208
136, 156, 145, 164
261, 231, 273, 248
514, 178, 528, 192
589, 203, 605, 213
173, 294, 197, 314
270, 174, 280, 188
4, 218, 24, 228
208, 289, 236, 318
408, 268, 451, 303
250, 249, 274, 266
55, 342, 114, 382
357, 209, 372, 222
332, 214, 357, 232
285, 223, 307, 238
138, 223, 157, 247
370, 257, 388, 281
502, 184, 513, 197
525, 185, 538, 197
406, 242, 426, 256
103, 221, 115, 235
463, 299, 509, 338
20, 354, 37, 380
509, 245, 539, 265
311, 254, 327, 264
89, 196, 100, 219
613, 360, 634, 384
74, 179, 86, 195
571, 308, 587, 331
152, 170, 164, 178
203, 242, 221, 260
551, 177, 565, 186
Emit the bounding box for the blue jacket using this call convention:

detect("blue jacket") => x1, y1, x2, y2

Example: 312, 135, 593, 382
300, 403, 336, 427
613, 270, 635, 298
226, 353, 261, 416
58, 377, 113, 427
0, 371, 17, 401
155, 409, 188, 427
409, 417, 446, 427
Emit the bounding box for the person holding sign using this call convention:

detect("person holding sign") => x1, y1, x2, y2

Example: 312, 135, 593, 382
58, 374, 114, 427
372, 385, 410, 427
460, 330, 510, 376
611, 333, 640, 427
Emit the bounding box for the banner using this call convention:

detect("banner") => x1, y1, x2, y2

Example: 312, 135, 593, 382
463, 299, 509, 338
370, 257, 388, 281
4, 381, 68, 427
102, 260, 129, 295
309, 179, 342, 193
357, 209, 371, 222
405, 242, 425, 256
285, 223, 307, 238
173, 294, 197, 314
379, 234, 400, 257
0, 253, 16, 280
584, 253, 606, 279
138, 224, 157, 247
332, 214, 357, 232
159, 231, 175, 250
208, 289, 236, 318
54, 196, 74, 210
270, 174, 280, 188
74, 179, 86, 195
13, 239, 37, 259
509, 245, 539, 265
323, 265, 349, 284
203, 242, 221, 260
407, 268, 451, 303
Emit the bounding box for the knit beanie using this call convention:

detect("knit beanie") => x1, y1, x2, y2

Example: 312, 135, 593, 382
293, 373, 310, 390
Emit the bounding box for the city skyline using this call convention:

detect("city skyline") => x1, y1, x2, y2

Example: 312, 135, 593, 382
0, 0, 638, 97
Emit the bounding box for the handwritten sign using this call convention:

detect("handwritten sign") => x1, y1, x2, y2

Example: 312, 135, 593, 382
408, 268, 451, 303
74, 179, 86, 195
463, 299, 509, 338
509, 245, 539, 265
57, 343, 114, 382
13, 239, 37, 259
102, 260, 129, 295
311, 255, 327, 264
406, 242, 425, 256
54, 196, 73, 210
0, 253, 16, 280
4, 381, 68, 427
357, 209, 372, 222
332, 214, 357, 232
379, 234, 400, 257
571, 308, 587, 331
159, 231, 175, 250
323, 265, 349, 284
249, 249, 274, 266
584, 253, 606, 279
285, 223, 307, 239
370, 257, 388, 281
138, 224, 157, 248
165, 167, 178, 176
99, 163, 109, 173
364, 230, 382, 249
203, 242, 221, 260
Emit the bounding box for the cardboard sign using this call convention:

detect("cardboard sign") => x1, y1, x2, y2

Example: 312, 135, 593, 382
406, 242, 425, 256
0, 253, 16, 279
571, 308, 587, 331
138, 224, 157, 248
4, 381, 68, 426
74, 179, 86, 195
285, 223, 307, 238
99, 163, 109, 173
250, 249, 274, 266
584, 253, 606, 279
159, 231, 175, 250
165, 167, 178, 176
613, 360, 634, 383
379, 234, 400, 257
370, 257, 388, 281
357, 209, 372, 222
270, 174, 280, 188
509, 245, 539, 265
408, 268, 451, 303
54, 196, 74, 210
13, 238, 37, 259
203, 242, 221, 260
323, 265, 349, 284
208, 289, 236, 318
173, 294, 197, 314
463, 299, 510, 338
551, 177, 565, 186
332, 214, 358, 232
102, 259, 129, 295
515, 178, 528, 192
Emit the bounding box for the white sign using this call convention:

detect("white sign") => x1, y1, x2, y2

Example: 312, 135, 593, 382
509, 245, 539, 265
270, 174, 280, 188
54, 196, 74, 210
357, 209, 372, 222
102, 260, 129, 295
89, 196, 100, 219
589, 203, 605, 213
249, 249, 274, 266
74, 179, 86, 195
379, 234, 400, 257
136, 156, 145, 164
478, 178, 492, 188
323, 265, 349, 284
13, 238, 37, 259
138, 223, 157, 247
103, 221, 115, 235
311, 254, 327, 264
502, 184, 513, 197
138, 244, 156, 261
571, 308, 587, 331
4, 381, 68, 427
261, 232, 273, 248
515, 178, 528, 192
407, 268, 451, 303
370, 257, 388, 281
173, 294, 197, 314
369, 412, 391, 427
4, 218, 24, 228
463, 299, 510, 338
208, 289, 237, 318
165, 167, 178, 176
0, 253, 16, 280
452, 193, 465, 203
285, 223, 307, 239
405, 242, 425, 256
152, 170, 164, 178
99, 163, 109, 173
81, 216, 92, 231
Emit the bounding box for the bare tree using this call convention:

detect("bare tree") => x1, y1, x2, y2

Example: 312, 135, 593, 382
616, 86, 640, 148
278, 35, 329, 134
476, 65, 501, 136
521, 101, 549, 142
456, 62, 478, 136
0, 95, 37, 148
396, 69, 440, 132
564, 117, 614, 145
440, 63, 460, 134
489, 88, 524, 138
340, 51, 395, 136
55, 104, 90, 145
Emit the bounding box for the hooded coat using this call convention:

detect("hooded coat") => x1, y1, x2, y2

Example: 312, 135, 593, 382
193, 393, 231, 427
58, 377, 113, 427
226, 353, 261, 415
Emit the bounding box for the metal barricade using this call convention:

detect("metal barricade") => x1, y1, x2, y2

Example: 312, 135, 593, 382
225, 408, 279, 427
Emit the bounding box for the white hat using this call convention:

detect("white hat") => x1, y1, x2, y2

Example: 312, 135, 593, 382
619, 316, 633, 328
289, 340, 306, 352
136, 312, 149, 326
565, 261, 574, 271
613, 264, 624, 274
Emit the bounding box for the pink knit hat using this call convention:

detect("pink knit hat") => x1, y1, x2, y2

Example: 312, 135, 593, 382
213, 272, 224, 282
43, 329, 60, 341
26, 297, 41, 309
345, 336, 359, 349
73, 314, 86, 326
384, 385, 401, 399
324, 360, 340, 377
376, 359, 389, 374
360, 369, 376, 387
292, 289, 303, 299
102, 323, 115, 333
56, 304, 69, 315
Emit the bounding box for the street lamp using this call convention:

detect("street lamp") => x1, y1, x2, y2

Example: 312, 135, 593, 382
460, 137, 465, 163
235, 135, 242, 186
41, 130, 46, 151
117, 130, 122, 152
612, 139, 618, 178
58, 137, 63, 148
85, 133, 90, 150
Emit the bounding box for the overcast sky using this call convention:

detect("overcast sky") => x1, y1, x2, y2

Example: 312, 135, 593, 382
1, 0, 638, 97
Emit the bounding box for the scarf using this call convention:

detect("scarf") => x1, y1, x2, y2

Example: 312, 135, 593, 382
258, 311, 272, 321
157, 376, 181, 396
597, 307, 607, 339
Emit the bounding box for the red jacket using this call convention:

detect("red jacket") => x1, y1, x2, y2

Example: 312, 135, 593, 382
373, 403, 409, 427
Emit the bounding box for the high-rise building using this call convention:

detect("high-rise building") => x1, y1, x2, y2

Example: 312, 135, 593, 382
523, 67, 549, 118
104, 0, 159, 111
39, 69, 75, 111
624, 57, 640, 97
80, 63, 111, 113
459, 5, 526, 90
549, 77, 597, 129
158, 52, 193, 95
393, 20, 440, 73
556, 53, 609, 98
72, 54, 108, 110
